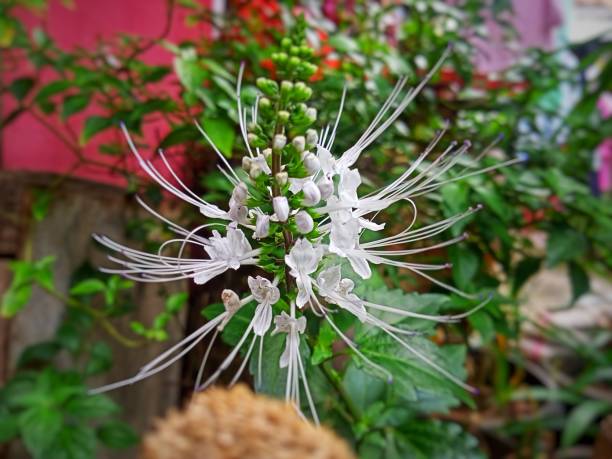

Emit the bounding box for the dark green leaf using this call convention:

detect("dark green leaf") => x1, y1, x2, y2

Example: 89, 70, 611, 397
62, 93, 90, 119
97, 421, 139, 449
65, 394, 118, 419
18, 406, 62, 456
70, 279, 106, 296
568, 261, 590, 303
10, 77, 35, 100
561, 400, 612, 447
158, 125, 200, 148
80, 116, 113, 144
546, 227, 587, 266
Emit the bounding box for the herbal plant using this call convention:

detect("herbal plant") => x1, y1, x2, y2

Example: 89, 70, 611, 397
90, 24, 519, 444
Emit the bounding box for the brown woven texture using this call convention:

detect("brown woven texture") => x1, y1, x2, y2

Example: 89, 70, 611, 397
140, 384, 356, 459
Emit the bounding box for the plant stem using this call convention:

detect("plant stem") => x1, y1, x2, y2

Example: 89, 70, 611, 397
43, 286, 142, 348
320, 360, 362, 423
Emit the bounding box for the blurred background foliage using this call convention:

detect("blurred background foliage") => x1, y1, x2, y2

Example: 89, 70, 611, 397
1, 0, 611, 458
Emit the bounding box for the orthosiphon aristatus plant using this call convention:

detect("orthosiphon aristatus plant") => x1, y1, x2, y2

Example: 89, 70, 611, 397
90, 29, 521, 424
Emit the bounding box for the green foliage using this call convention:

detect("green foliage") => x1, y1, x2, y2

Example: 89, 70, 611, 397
0, 368, 137, 459
1, 256, 55, 317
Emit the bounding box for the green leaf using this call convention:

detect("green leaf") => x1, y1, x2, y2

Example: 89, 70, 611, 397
546, 227, 587, 266
62, 93, 90, 119
32, 189, 52, 221
97, 421, 139, 449
0, 406, 18, 442
46, 425, 97, 459
85, 342, 113, 376
65, 393, 118, 419
512, 257, 542, 295
561, 400, 612, 447
568, 261, 589, 303
311, 321, 336, 365
449, 246, 479, 291
17, 341, 62, 367
10, 77, 35, 100
158, 125, 200, 148
35, 80, 72, 108
200, 116, 235, 158
18, 406, 63, 456
70, 279, 106, 296
468, 311, 495, 343
165, 292, 188, 313
80, 116, 113, 145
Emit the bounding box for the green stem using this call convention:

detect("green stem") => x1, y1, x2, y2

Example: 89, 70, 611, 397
42, 286, 142, 348
320, 360, 362, 423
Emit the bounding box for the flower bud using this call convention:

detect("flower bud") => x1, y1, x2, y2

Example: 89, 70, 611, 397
295, 210, 314, 234
256, 77, 279, 97
288, 56, 301, 70
273, 134, 287, 151
254, 213, 270, 239
220, 289, 241, 329
259, 97, 271, 109
292, 136, 305, 153
250, 164, 262, 179
228, 204, 248, 223
302, 180, 321, 206
221, 289, 240, 313
273, 196, 290, 222
275, 171, 288, 186
303, 152, 320, 175
293, 82, 313, 102
280, 80, 293, 95
281, 37, 292, 49
305, 107, 317, 123
317, 175, 334, 200
241, 156, 252, 172
262, 148, 272, 159
231, 182, 248, 205
277, 110, 290, 124
306, 129, 318, 147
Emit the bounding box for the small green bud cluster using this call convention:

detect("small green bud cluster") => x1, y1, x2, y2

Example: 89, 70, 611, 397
242, 36, 322, 281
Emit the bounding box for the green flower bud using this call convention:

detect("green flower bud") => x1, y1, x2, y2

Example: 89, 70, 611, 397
277, 110, 290, 124
274, 52, 288, 65
293, 82, 313, 102
281, 37, 292, 49
259, 97, 271, 110
290, 46, 300, 56
288, 56, 301, 70
280, 80, 293, 96
299, 46, 314, 58
256, 77, 279, 97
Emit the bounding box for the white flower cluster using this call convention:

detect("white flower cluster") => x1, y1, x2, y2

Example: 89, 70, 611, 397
91, 45, 520, 423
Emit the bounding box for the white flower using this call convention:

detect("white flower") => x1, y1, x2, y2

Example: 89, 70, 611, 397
273, 196, 289, 222
316, 266, 367, 321
303, 152, 321, 175
254, 212, 270, 239
250, 154, 272, 175
285, 238, 323, 308
248, 276, 280, 336
301, 180, 321, 206
295, 210, 314, 234
272, 308, 317, 424
316, 175, 334, 200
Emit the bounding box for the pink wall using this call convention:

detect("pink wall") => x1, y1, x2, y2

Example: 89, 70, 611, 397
2, 0, 209, 185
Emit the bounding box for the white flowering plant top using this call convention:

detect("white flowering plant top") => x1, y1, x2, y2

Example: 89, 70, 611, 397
91, 34, 520, 423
